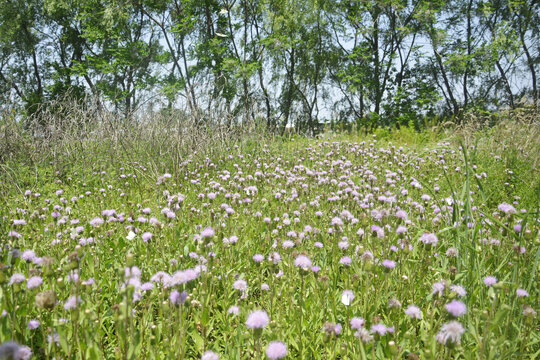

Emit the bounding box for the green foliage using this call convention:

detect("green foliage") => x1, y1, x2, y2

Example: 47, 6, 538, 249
0, 126, 538, 359
0, 0, 538, 129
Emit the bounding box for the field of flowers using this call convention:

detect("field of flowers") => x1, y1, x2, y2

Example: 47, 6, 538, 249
0, 133, 538, 359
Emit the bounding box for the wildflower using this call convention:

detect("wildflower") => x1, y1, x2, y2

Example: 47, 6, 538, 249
294, 255, 312, 270
350, 317, 365, 329
26, 276, 43, 290
388, 298, 401, 309
354, 328, 373, 343
8, 231, 21, 238
446, 248, 458, 257
445, 300, 467, 317
169, 290, 183, 305
497, 203, 516, 215
141, 232, 152, 242
15, 345, 32, 360
47, 332, 60, 345
21, 250, 36, 262
245, 310, 269, 329
516, 289, 529, 297
201, 227, 215, 238
483, 276, 497, 287
266, 341, 287, 359
432, 281, 445, 295
9, 273, 25, 286
339, 256, 352, 266
63, 296, 81, 310
253, 254, 264, 263
28, 320, 40, 329
396, 225, 407, 234
140, 282, 153, 291
0, 341, 32, 360
228, 306, 239, 315
382, 259, 396, 269
405, 305, 422, 319
370, 323, 387, 336
436, 321, 465, 346
522, 305, 536, 318
201, 350, 219, 360
269, 252, 281, 264
395, 210, 407, 220
89, 217, 104, 226
282, 240, 294, 249
419, 233, 438, 246
233, 280, 247, 291
450, 285, 467, 297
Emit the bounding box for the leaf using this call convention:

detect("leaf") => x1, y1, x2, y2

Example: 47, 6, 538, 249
191, 331, 204, 351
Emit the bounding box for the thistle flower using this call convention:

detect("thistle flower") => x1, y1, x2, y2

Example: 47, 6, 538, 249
21, 250, 36, 262
419, 233, 438, 246
9, 273, 25, 286
201, 350, 219, 360
446, 247, 458, 257
265, 341, 287, 360
497, 203, 516, 215
28, 320, 40, 330
201, 227, 215, 238
450, 285, 467, 297
141, 232, 153, 242
354, 328, 373, 343
388, 298, 401, 309
170, 290, 188, 305
228, 306, 239, 315
26, 276, 43, 290
436, 321, 465, 346
516, 288, 529, 297
89, 217, 104, 227
0, 341, 32, 360
382, 259, 396, 269
483, 276, 497, 287
294, 255, 312, 270
445, 300, 467, 317
405, 305, 422, 319
370, 323, 387, 336
322, 322, 341, 336
350, 317, 365, 329
432, 281, 445, 295
233, 280, 247, 291
245, 310, 269, 329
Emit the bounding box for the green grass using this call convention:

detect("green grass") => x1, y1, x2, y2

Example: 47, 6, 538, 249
0, 125, 538, 359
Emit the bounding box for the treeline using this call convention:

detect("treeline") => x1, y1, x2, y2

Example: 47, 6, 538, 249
0, 0, 538, 133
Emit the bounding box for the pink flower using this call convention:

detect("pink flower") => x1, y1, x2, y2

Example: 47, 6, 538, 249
246, 310, 269, 329
266, 341, 287, 359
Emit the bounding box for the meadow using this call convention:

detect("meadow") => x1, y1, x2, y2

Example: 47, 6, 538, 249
0, 113, 539, 359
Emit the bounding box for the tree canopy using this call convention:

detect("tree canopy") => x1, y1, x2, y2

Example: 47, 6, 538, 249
0, 0, 538, 132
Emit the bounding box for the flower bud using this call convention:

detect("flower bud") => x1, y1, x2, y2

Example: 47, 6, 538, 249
35, 290, 57, 310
